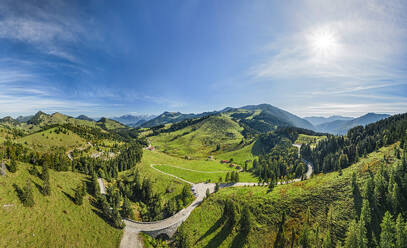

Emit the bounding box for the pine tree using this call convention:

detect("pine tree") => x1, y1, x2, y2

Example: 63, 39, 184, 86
380, 211, 395, 248
121, 197, 135, 219
215, 182, 219, 192
8, 159, 17, 173
111, 206, 124, 228
225, 172, 230, 182
74, 185, 84, 205
360, 199, 372, 245
40, 163, 49, 181
240, 205, 252, 234
41, 178, 51, 196
314, 223, 321, 248
358, 218, 368, 248
344, 220, 359, 248
395, 214, 406, 248
351, 172, 362, 218
22, 181, 35, 207
322, 231, 333, 248
391, 183, 401, 214
298, 224, 310, 248
275, 211, 287, 248
91, 174, 100, 196
181, 185, 192, 206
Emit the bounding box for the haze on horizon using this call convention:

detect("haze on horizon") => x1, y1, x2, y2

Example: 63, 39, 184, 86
1, 0, 406, 118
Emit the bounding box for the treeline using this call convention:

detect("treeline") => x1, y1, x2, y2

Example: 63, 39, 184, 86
301, 113, 407, 174
252, 142, 306, 184
256, 127, 326, 154
102, 170, 194, 222
73, 142, 143, 179
1, 141, 72, 172
147, 115, 212, 137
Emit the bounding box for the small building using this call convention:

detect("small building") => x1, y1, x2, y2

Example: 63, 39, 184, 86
220, 160, 230, 164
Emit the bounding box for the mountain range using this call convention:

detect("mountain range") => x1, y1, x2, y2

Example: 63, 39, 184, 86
111, 114, 156, 127
304, 115, 355, 126
314, 113, 390, 135
0, 104, 391, 135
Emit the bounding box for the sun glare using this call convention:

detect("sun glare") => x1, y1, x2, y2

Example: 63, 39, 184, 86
308, 28, 340, 60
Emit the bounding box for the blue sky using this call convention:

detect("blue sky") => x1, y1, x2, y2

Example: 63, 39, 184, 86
1, 0, 406, 118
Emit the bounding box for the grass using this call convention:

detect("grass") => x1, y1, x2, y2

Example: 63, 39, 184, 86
16, 127, 87, 152
294, 134, 326, 148
216, 143, 256, 167
0, 162, 122, 248
150, 115, 245, 158
118, 149, 258, 220
118, 150, 192, 220
177, 144, 402, 248
134, 149, 257, 184
153, 164, 257, 183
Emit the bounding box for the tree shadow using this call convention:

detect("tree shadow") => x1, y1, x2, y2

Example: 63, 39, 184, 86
91, 209, 121, 229
62, 191, 76, 204
84, 177, 93, 195
204, 220, 233, 248
197, 215, 226, 242
33, 181, 43, 193
12, 183, 24, 204
230, 230, 249, 248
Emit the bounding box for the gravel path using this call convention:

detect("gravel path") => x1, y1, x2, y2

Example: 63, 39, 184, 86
97, 178, 106, 194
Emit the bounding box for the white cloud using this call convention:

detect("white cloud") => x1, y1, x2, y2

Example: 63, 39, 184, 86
252, 0, 407, 83
0, 1, 91, 63
290, 102, 407, 117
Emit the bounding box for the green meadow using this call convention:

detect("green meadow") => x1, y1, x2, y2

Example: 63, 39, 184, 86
0, 162, 122, 248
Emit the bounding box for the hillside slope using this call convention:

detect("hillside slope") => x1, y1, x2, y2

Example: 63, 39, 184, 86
150, 115, 245, 158
0, 163, 122, 248
240, 104, 314, 130
175, 144, 402, 247
141, 104, 314, 131
141, 111, 216, 128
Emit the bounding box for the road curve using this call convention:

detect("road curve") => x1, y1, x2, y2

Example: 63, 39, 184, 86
120, 143, 313, 247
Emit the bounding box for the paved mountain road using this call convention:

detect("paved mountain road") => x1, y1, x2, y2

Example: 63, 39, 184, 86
120, 144, 313, 247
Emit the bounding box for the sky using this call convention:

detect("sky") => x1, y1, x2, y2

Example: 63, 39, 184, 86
1, 0, 407, 118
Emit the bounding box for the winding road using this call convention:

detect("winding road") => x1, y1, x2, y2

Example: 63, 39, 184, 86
120, 144, 313, 248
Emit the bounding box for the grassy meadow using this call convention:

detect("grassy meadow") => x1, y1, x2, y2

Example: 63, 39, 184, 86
134, 149, 257, 184
16, 127, 87, 152
150, 116, 245, 158
0, 162, 122, 248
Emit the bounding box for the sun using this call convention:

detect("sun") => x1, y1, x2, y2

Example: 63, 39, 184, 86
308, 28, 339, 60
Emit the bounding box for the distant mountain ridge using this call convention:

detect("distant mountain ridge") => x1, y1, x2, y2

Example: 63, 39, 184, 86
76, 115, 95, 122
111, 114, 156, 127
316, 113, 390, 134
140, 103, 314, 131
240, 104, 314, 130
304, 115, 354, 126
140, 111, 218, 128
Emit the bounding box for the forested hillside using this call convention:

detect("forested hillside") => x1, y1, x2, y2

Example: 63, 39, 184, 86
175, 113, 407, 247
